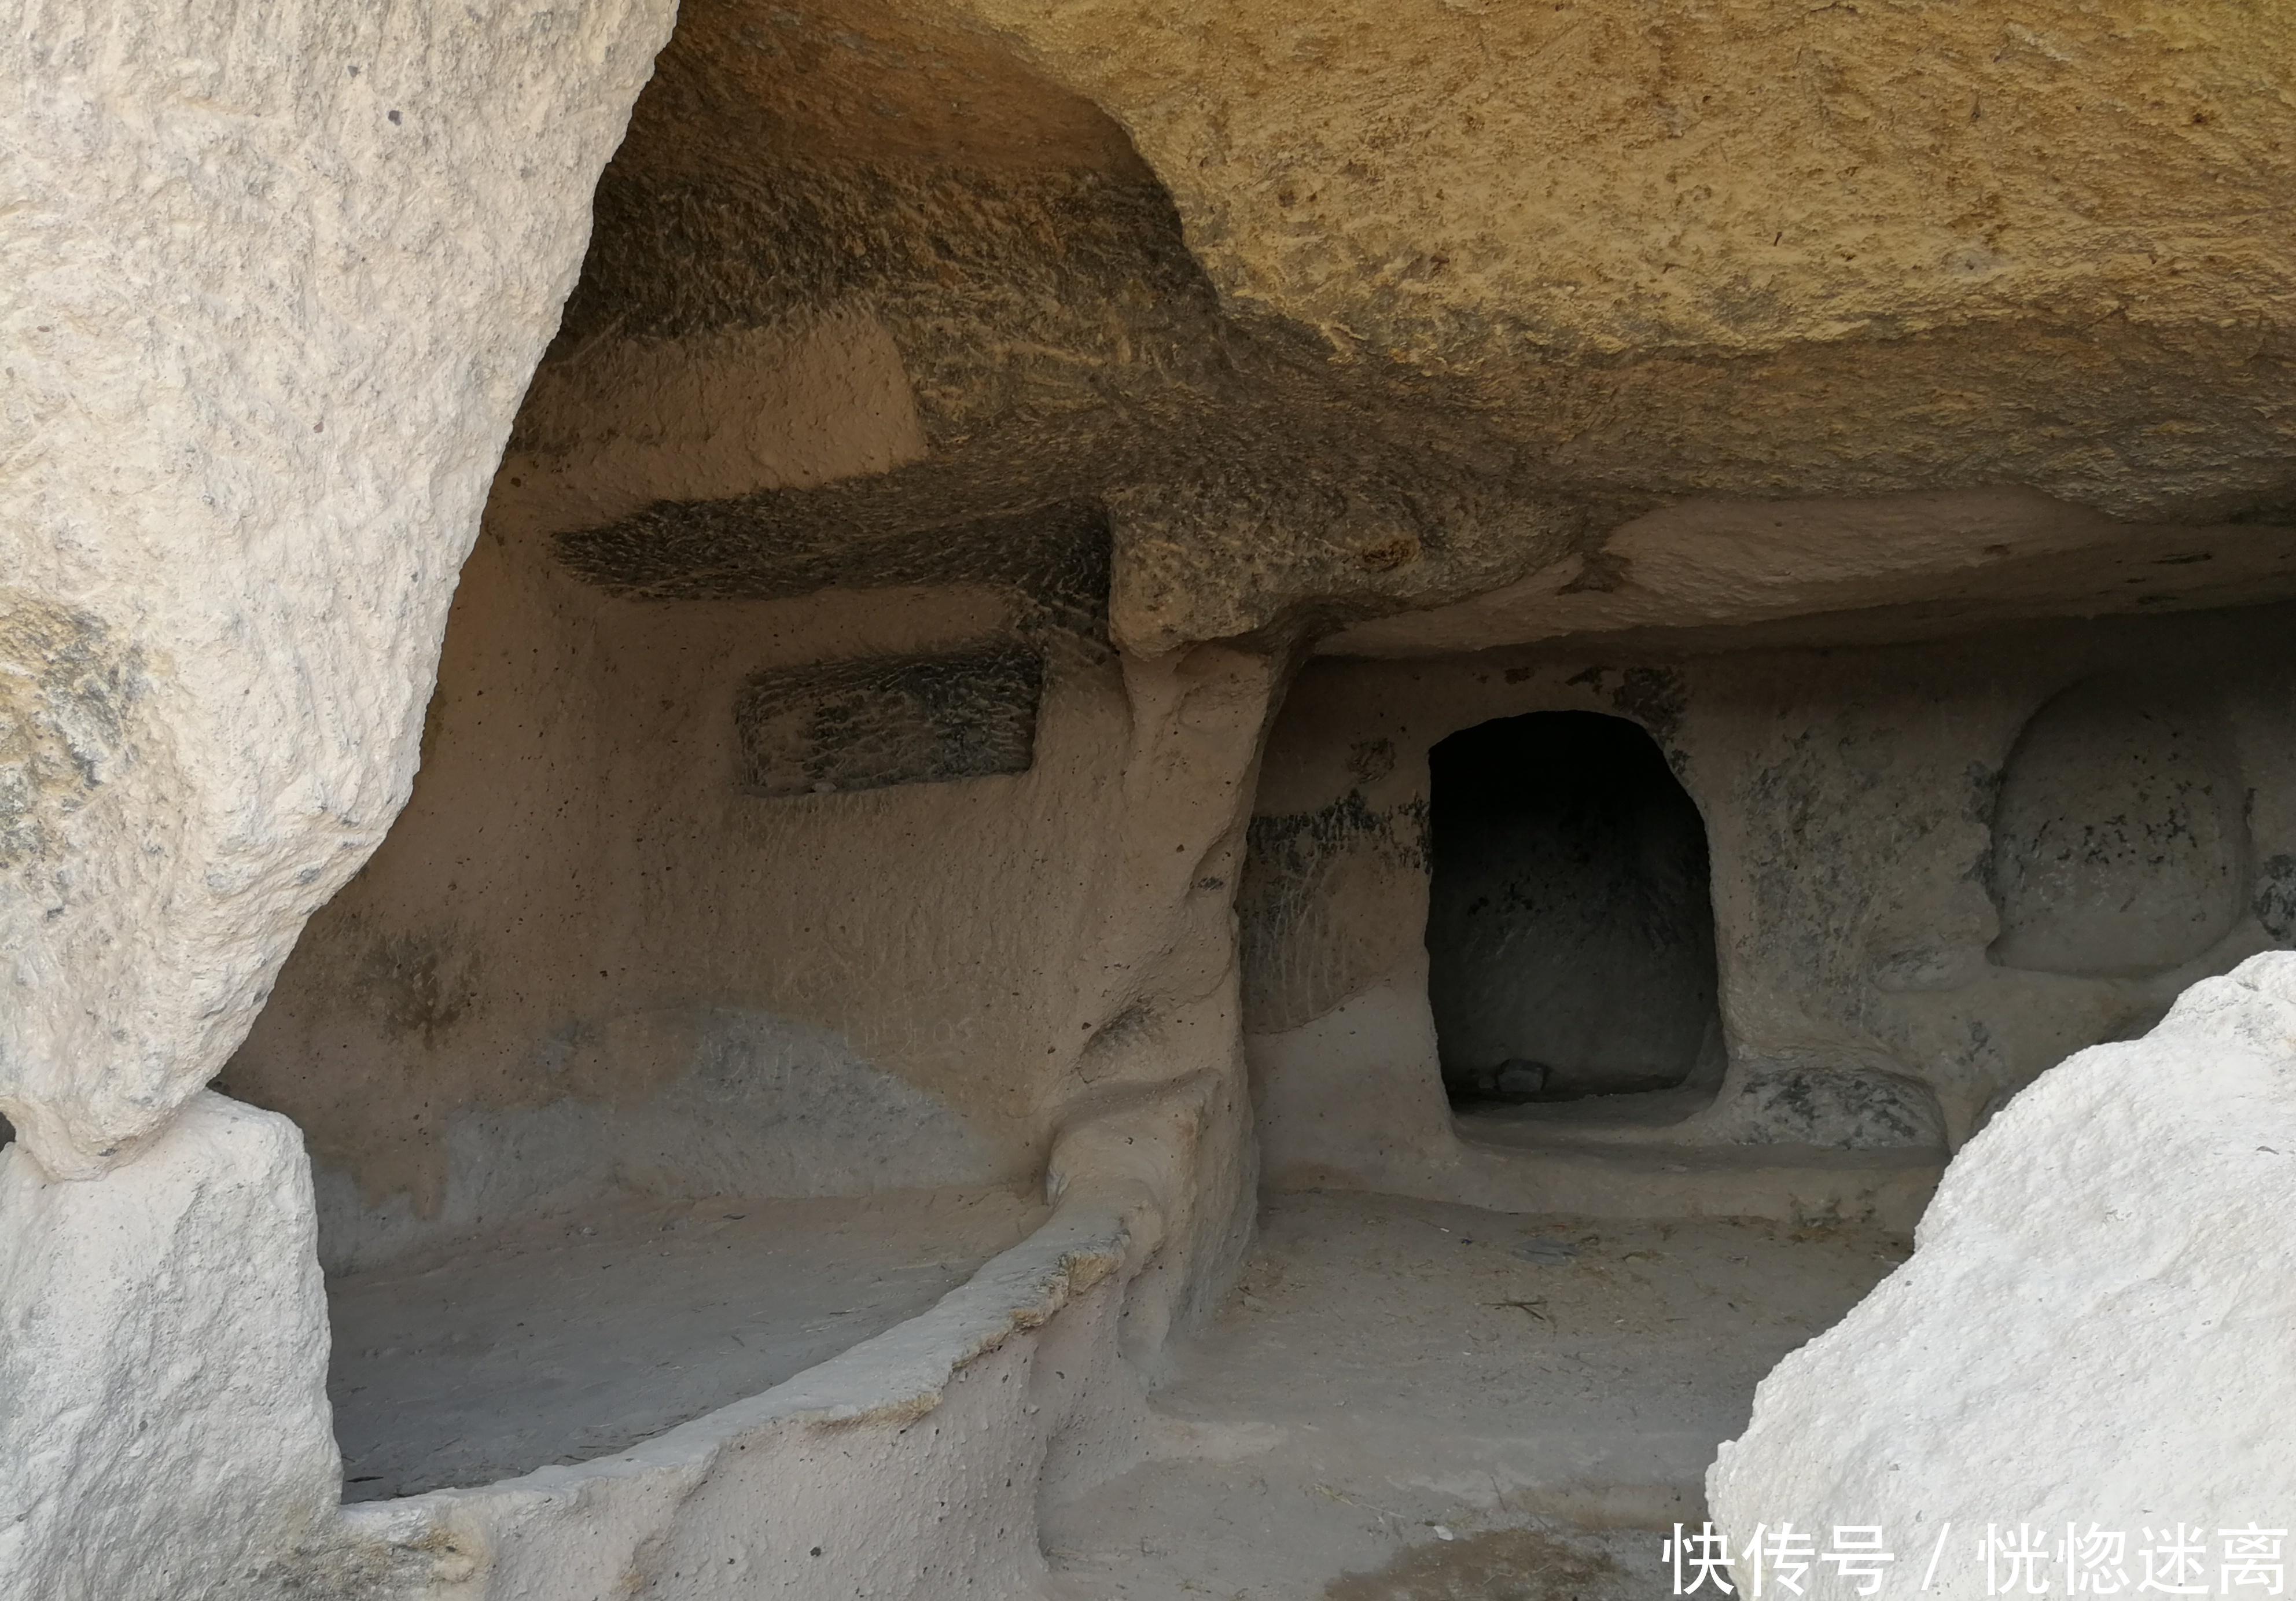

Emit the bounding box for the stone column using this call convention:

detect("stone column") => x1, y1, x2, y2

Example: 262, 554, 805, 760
1048, 641, 1298, 1356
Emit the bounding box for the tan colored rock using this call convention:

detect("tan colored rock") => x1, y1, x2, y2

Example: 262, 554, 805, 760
1243, 603, 2296, 1177
9, 2, 2296, 1596
941, 0, 2287, 500
961, 2, 2284, 354
937, 0, 2296, 513
1322, 489, 2296, 657
523, 0, 2296, 665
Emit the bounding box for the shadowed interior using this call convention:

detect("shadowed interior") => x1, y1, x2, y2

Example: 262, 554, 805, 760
1427, 712, 1721, 1106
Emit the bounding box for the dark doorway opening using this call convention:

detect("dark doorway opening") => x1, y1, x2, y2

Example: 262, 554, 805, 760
1426, 711, 1721, 1108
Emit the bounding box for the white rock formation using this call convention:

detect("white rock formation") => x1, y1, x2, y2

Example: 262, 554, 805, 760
1709, 951, 2296, 1599
0, 0, 675, 1177
0, 1094, 337, 1601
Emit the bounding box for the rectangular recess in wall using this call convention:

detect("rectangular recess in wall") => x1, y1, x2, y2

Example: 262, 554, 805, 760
734, 648, 1044, 797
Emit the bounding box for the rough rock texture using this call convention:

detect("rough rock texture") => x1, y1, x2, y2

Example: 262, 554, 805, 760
519, 0, 1592, 654
1243, 604, 2296, 1195
1708, 952, 2296, 1598
1319, 488, 2296, 659
0, 0, 676, 1176
0, 1094, 338, 1601
1988, 676, 2248, 977
226, 514, 1276, 1311
16, 0, 2296, 1594
928, 0, 2296, 520
735, 647, 1046, 796
229, 630, 1276, 1588
527, 1, 2296, 664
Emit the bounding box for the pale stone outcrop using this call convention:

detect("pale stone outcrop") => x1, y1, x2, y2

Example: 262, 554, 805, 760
1708, 951, 2296, 1599
0, 1094, 337, 1601
0, 0, 676, 1177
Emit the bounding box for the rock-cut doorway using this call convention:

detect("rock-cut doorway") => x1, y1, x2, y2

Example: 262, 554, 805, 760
1425, 711, 1722, 1110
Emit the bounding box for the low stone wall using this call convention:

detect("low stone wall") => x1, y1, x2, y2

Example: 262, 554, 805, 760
292, 1193, 1158, 1600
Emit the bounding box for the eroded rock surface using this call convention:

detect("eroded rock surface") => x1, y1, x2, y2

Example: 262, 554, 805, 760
932, 0, 2296, 517
0, 0, 675, 1176
9, 1, 2296, 1595
0, 1095, 337, 1601
517, 0, 2296, 674
1709, 952, 2296, 1597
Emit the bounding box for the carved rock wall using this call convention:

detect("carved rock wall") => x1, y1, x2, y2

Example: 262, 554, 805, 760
1243, 603, 2296, 1180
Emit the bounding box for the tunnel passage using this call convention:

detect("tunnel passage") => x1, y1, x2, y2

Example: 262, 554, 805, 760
1425, 712, 1720, 1106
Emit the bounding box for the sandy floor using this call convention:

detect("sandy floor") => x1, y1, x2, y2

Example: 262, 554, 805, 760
1045, 1190, 1907, 1600
326, 1184, 1046, 1500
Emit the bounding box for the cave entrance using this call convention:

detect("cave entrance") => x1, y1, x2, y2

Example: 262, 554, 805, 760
1426, 711, 1721, 1110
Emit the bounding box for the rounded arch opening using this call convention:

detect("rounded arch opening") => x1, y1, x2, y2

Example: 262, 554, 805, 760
1425, 711, 1721, 1108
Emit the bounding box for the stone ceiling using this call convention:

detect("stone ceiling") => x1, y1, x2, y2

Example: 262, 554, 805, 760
498, 0, 2296, 654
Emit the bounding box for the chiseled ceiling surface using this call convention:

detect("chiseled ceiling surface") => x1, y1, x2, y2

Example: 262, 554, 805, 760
512, 0, 2296, 653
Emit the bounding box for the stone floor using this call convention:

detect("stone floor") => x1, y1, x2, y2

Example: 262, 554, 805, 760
1046, 1189, 1908, 1599
325, 1183, 1045, 1500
